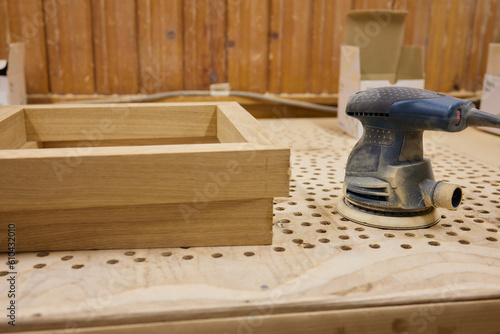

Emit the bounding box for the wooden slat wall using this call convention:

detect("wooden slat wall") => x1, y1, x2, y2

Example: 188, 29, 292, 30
0, 0, 499, 96
44, 0, 95, 94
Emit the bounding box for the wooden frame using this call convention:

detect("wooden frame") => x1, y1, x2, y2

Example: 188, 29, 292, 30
0, 103, 290, 251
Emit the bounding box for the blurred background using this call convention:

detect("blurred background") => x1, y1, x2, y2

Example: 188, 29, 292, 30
1, 0, 499, 103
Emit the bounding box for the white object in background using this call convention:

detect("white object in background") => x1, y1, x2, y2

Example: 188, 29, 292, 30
0, 43, 26, 107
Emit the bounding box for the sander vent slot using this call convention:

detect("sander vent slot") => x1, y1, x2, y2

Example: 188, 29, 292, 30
347, 186, 389, 202
347, 112, 388, 117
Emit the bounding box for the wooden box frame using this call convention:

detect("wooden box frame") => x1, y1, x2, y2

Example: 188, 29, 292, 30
0, 103, 290, 251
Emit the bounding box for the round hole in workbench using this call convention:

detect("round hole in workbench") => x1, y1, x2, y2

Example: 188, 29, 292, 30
282, 229, 293, 234
473, 219, 484, 223
460, 227, 471, 231
441, 223, 452, 227
61, 255, 73, 261
107, 259, 119, 264
34, 264, 46, 269
355, 227, 364, 231
454, 219, 464, 223
337, 226, 347, 230
339, 235, 349, 240
312, 213, 322, 217
340, 245, 351, 251
6, 260, 19, 265
72, 264, 84, 269
405, 233, 415, 237
303, 243, 315, 249
318, 238, 330, 243
320, 221, 331, 225
428, 241, 440, 246
446, 231, 457, 236
275, 207, 285, 211
384, 233, 395, 238
161, 251, 173, 257
424, 234, 435, 238
124, 251, 135, 256
486, 237, 498, 242
369, 244, 380, 249
487, 228, 498, 233
37, 252, 49, 257
359, 234, 369, 239
212, 253, 223, 258
458, 240, 470, 245
401, 244, 412, 249
134, 258, 146, 262
292, 238, 303, 244
301, 222, 311, 227
316, 229, 327, 234
273, 247, 285, 252
0, 271, 9, 276
182, 255, 194, 260
244, 252, 255, 257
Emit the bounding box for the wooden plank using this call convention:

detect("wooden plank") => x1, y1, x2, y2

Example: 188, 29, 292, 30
227, 0, 269, 93
279, 0, 314, 93
268, 0, 284, 93
217, 102, 290, 148
0, 142, 290, 211
403, 0, 433, 46
463, 0, 499, 92
0, 198, 273, 251
425, 0, 449, 91
183, 0, 227, 90
310, 0, 351, 94
137, 0, 183, 93
44, 0, 94, 94
0, 106, 26, 149
1, 0, 49, 94
23, 104, 217, 142
42, 136, 219, 149
0, 1, 10, 62
91, 0, 139, 94
11, 299, 500, 333
19, 141, 39, 149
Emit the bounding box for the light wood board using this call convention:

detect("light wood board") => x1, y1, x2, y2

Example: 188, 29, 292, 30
0, 118, 499, 332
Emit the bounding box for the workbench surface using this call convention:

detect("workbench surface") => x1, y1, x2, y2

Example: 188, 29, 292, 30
1, 118, 500, 333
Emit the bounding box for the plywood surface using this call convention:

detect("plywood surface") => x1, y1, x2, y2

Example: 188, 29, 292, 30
0, 118, 499, 332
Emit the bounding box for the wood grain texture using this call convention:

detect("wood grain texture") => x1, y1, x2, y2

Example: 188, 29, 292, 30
227, 0, 269, 93
0, 142, 289, 212
0, 118, 499, 332
91, 0, 139, 94
269, 0, 314, 94
183, 0, 227, 90
44, 0, 94, 94
0, 199, 273, 251
23, 104, 217, 142
0, 0, 49, 93
137, 0, 183, 93
217, 102, 289, 148
0, 106, 26, 149
10, 299, 500, 333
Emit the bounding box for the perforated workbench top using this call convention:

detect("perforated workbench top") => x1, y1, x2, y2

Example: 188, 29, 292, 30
1, 118, 500, 333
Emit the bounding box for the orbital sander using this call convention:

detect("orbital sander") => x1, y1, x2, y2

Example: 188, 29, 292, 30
337, 87, 500, 229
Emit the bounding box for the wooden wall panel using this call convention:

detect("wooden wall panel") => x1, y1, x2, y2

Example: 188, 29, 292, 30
1, 0, 499, 96
0, 0, 49, 94
92, 0, 139, 94
44, 0, 94, 94
269, 0, 314, 94
310, 0, 351, 94
463, 0, 499, 91
227, 0, 269, 93
183, 0, 227, 90
137, 0, 183, 93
